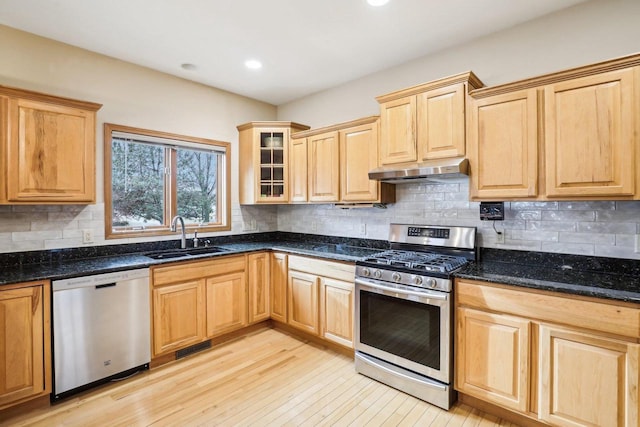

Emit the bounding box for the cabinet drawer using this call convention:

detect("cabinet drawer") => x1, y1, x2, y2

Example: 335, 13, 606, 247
152, 255, 246, 286
456, 279, 640, 339
288, 255, 355, 282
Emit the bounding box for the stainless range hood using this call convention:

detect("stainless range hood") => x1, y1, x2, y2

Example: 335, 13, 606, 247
368, 157, 469, 183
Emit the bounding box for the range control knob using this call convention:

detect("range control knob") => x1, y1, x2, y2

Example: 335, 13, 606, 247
373, 270, 382, 279
361, 268, 371, 277
392, 272, 401, 282
413, 276, 423, 286
426, 278, 437, 289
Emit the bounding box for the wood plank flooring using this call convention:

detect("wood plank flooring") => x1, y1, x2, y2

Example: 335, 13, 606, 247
1, 328, 514, 427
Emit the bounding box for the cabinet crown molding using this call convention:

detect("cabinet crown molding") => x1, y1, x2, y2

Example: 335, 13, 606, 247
375, 71, 483, 104
0, 84, 102, 111
236, 121, 310, 132
470, 51, 640, 98
291, 115, 379, 139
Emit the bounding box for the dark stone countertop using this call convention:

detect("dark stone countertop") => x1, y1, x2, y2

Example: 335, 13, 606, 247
0, 236, 386, 286
455, 248, 640, 303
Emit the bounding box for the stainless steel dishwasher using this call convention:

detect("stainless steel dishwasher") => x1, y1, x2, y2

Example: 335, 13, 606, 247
52, 268, 150, 401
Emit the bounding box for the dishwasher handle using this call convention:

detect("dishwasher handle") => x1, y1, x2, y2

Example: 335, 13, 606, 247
95, 283, 117, 289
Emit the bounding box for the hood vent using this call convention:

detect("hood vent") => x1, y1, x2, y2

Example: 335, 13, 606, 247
368, 157, 469, 183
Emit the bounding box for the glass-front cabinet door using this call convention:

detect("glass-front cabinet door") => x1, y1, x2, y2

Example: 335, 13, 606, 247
259, 131, 286, 200
237, 122, 310, 205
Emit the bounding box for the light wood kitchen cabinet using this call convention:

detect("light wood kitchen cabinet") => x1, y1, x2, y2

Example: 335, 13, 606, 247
237, 121, 310, 204
307, 131, 340, 202
339, 120, 380, 202
545, 68, 636, 198
0, 281, 51, 410
289, 137, 308, 202
456, 307, 530, 413
151, 255, 247, 357
206, 271, 247, 337
320, 277, 354, 349
0, 86, 101, 204
289, 116, 394, 205
467, 89, 539, 199
376, 72, 483, 166
456, 278, 640, 426
539, 325, 639, 427
468, 56, 640, 201
287, 270, 320, 335
152, 280, 206, 356
247, 252, 270, 324
270, 252, 288, 323
287, 255, 355, 348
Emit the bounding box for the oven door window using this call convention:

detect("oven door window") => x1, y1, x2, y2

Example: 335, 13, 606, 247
359, 290, 441, 370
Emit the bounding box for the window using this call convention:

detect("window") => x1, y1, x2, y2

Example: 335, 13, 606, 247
104, 123, 230, 238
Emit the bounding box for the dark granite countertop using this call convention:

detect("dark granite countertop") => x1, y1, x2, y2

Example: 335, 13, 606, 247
455, 248, 640, 304
0, 234, 387, 286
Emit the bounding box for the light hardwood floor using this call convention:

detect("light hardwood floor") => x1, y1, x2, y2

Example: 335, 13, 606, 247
1, 328, 513, 427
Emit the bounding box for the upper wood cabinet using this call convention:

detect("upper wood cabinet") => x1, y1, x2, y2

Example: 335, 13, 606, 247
468, 55, 640, 201
468, 89, 539, 199
0, 281, 51, 410
307, 131, 340, 202
545, 68, 636, 198
376, 72, 483, 166
290, 116, 394, 204
0, 86, 101, 204
237, 121, 310, 204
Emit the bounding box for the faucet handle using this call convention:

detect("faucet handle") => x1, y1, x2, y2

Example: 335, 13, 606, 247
193, 231, 199, 248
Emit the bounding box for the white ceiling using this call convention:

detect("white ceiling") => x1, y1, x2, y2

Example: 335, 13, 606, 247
0, 0, 587, 105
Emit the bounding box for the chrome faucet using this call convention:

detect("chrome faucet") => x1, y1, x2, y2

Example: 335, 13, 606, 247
170, 216, 186, 249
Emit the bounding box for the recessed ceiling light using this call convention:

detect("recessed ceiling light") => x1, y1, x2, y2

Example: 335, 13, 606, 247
245, 59, 263, 70
181, 63, 197, 71
367, 0, 389, 6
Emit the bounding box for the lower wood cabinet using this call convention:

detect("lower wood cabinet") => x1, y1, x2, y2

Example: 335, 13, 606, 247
151, 255, 247, 357
247, 252, 270, 324
456, 279, 640, 426
287, 255, 355, 349
0, 281, 51, 410
270, 253, 288, 323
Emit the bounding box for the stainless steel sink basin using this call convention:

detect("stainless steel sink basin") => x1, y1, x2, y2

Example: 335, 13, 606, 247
144, 246, 228, 260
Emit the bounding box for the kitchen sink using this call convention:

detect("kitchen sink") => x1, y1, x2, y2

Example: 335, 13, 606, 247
144, 246, 229, 260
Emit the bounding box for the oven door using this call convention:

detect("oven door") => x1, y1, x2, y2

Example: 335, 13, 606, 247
355, 277, 451, 384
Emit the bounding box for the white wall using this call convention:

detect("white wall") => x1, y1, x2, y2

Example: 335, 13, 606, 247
0, 24, 278, 252
276, 0, 640, 260
277, 0, 640, 127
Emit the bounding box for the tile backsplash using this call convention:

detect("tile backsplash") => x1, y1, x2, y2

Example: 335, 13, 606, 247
1, 181, 639, 259
278, 181, 640, 260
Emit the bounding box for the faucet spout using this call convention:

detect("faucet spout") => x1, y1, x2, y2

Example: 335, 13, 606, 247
170, 216, 187, 249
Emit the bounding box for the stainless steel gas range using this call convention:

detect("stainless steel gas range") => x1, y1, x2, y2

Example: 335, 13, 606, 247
354, 224, 476, 410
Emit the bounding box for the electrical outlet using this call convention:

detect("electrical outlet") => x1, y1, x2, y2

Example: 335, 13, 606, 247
242, 220, 257, 232
311, 221, 317, 232
495, 231, 505, 244
359, 223, 366, 235
635, 234, 640, 253
82, 229, 94, 244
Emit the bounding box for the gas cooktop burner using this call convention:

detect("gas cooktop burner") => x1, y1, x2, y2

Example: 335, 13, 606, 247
362, 249, 468, 273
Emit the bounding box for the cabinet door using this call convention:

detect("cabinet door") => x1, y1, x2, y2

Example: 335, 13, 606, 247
456, 307, 531, 413
417, 83, 465, 160
0, 284, 48, 407
152, 280, 205, 356
539, 325, 639, 426
320, 277, 354, 348
287, 270, 319, 335
468, 89, 539, 199
289, 137, 308, 202
6, 98, 95, 203
206, 272, 247, 337
248, 252, 270, 324
339, 122, 379, 202
270, 253, 288, 323
545, 68, 636, 197
308, 131, 339, 202
379, 96, 417, 165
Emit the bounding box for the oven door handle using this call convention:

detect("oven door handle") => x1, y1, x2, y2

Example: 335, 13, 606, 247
355, 278, 448, 301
